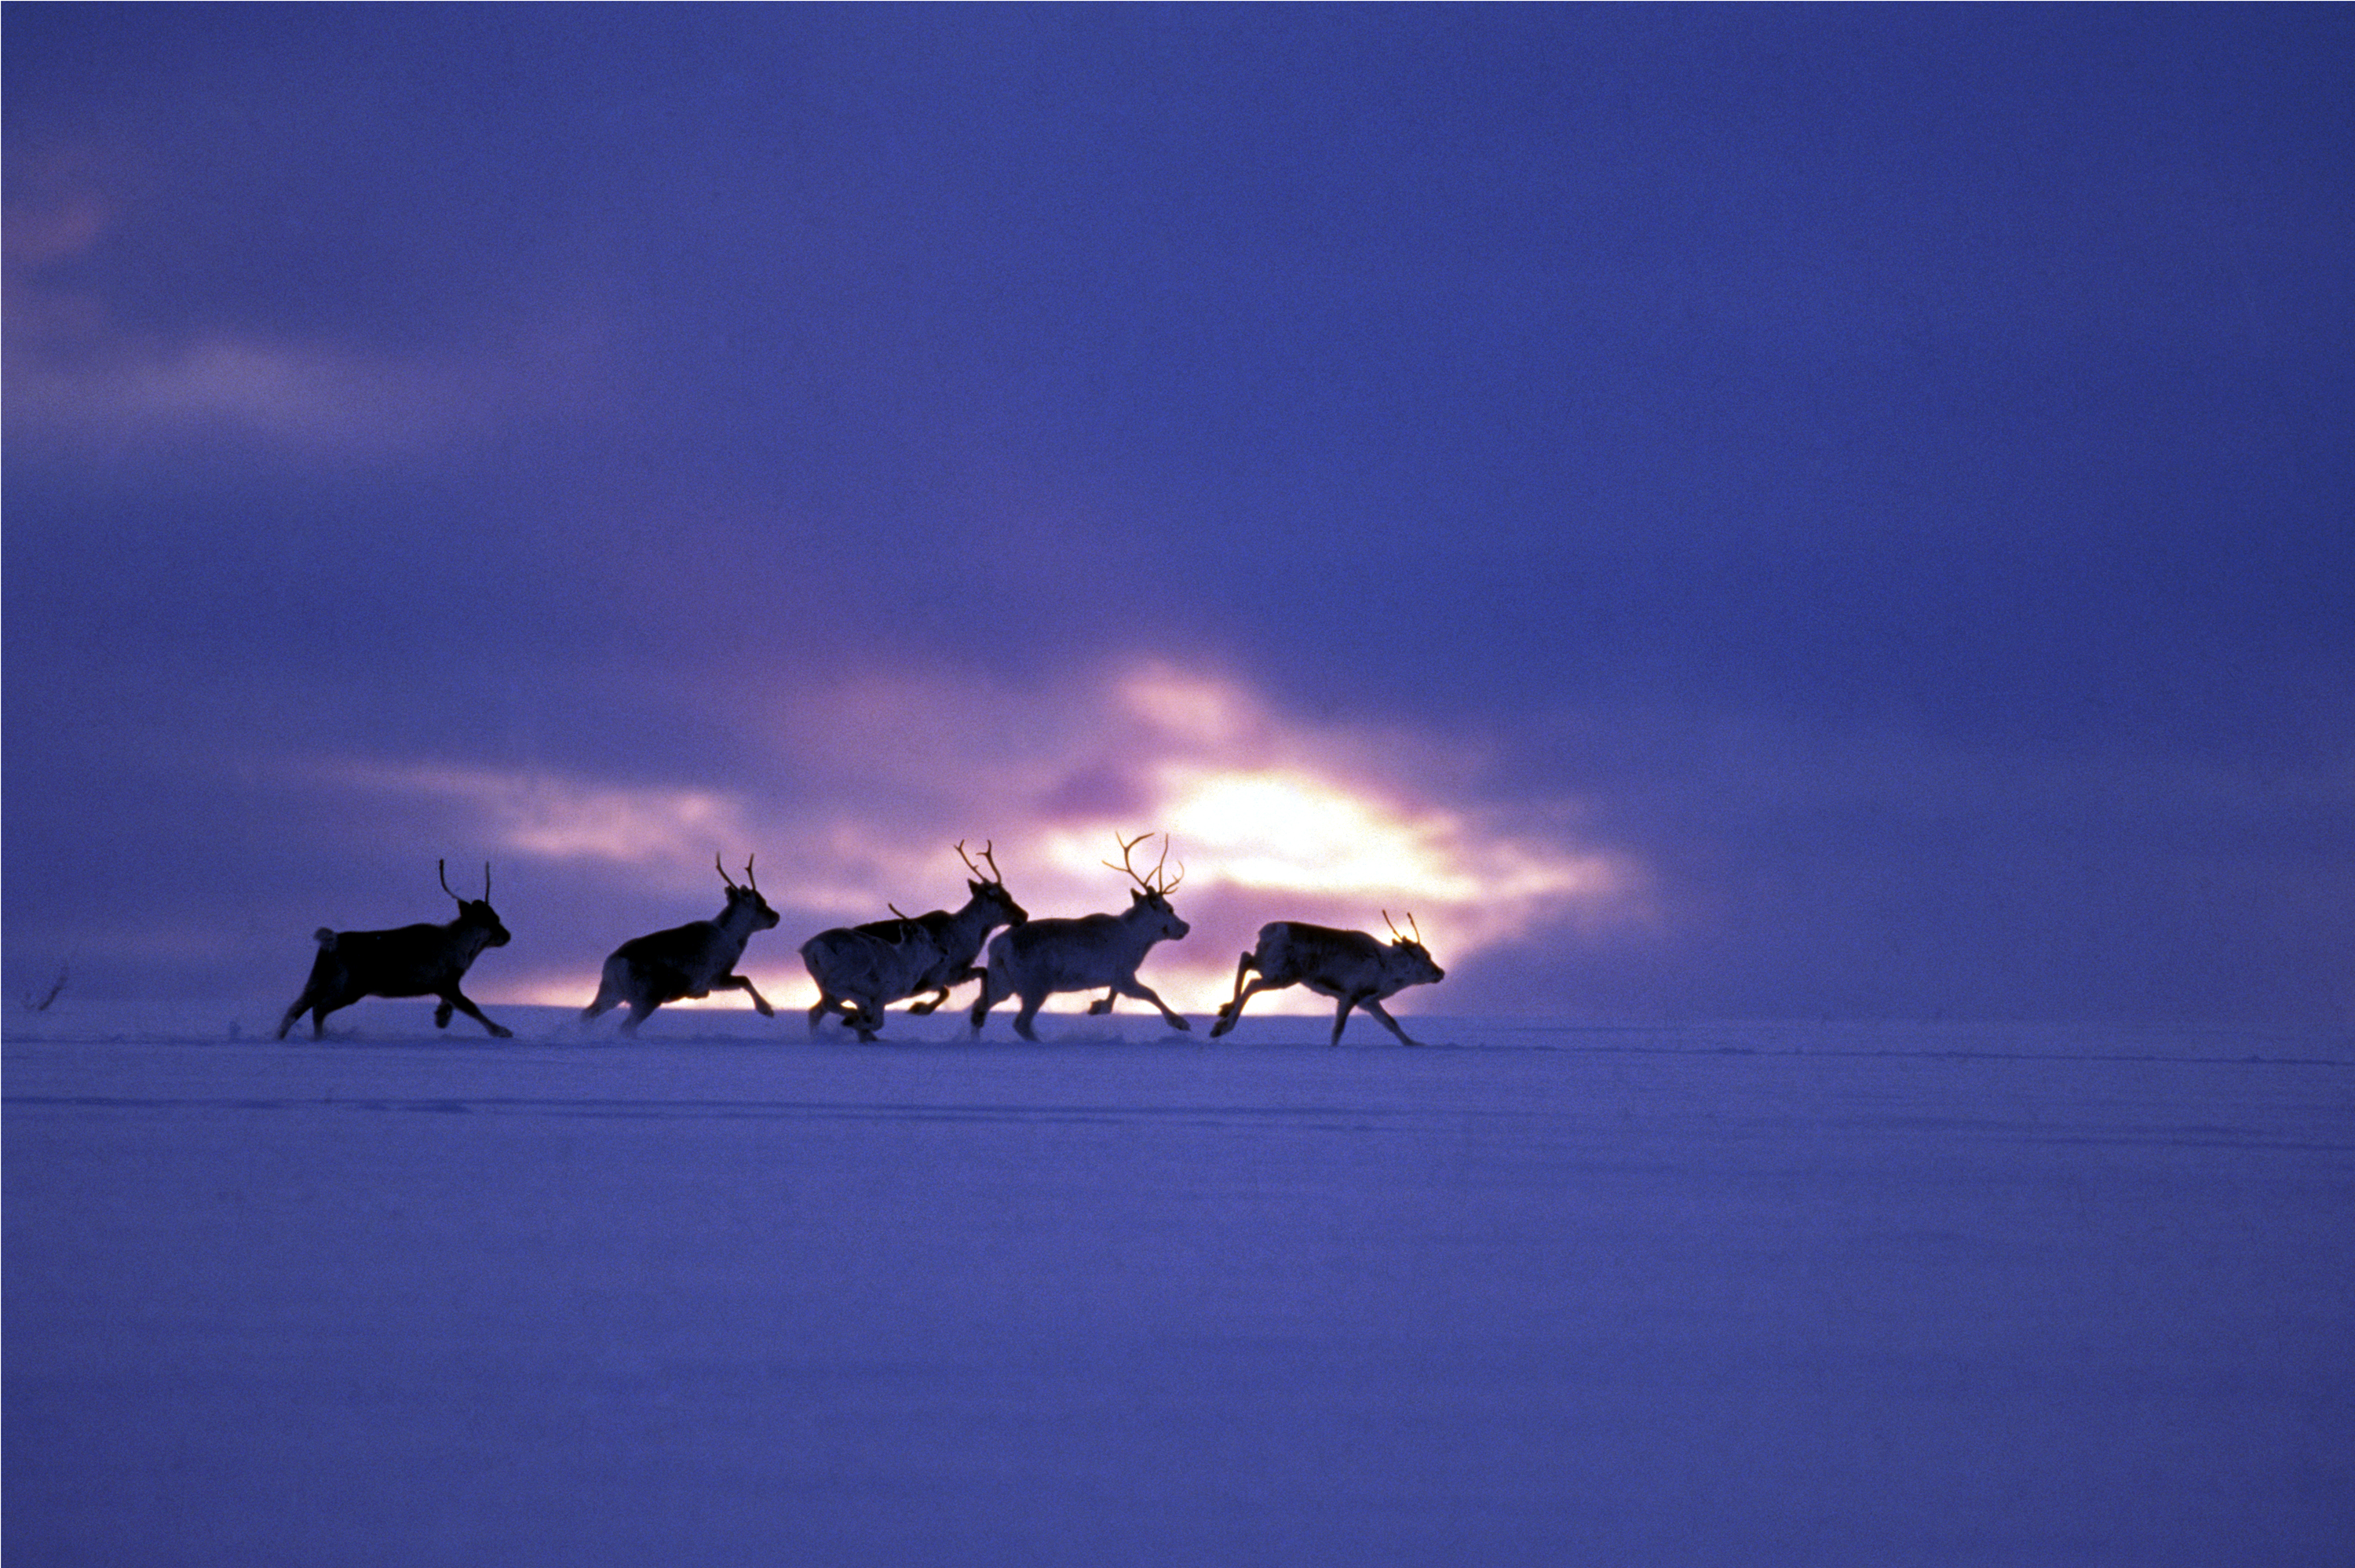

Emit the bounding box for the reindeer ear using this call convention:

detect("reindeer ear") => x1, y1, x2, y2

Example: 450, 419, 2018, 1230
970, 880, 987, 895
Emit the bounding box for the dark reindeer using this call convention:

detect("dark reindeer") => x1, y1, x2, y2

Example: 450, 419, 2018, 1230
801, 841, 1028, 1041
970, 832, 1191, 1041
1210, 912, 1445, 1047
582, 855, 780, 1032
276, 861, 513, 1039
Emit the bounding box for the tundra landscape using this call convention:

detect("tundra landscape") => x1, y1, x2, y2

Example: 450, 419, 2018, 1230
8, 1005, 2350, 1565
7, 7, 2350, 1566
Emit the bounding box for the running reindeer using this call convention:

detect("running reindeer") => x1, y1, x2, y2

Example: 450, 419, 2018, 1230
277, 860, 513, 1039
1209, 913, 1445, 1047
801, 840, 1028, 1041
970, 832, 1191, 1041
582, 855, 780, 1032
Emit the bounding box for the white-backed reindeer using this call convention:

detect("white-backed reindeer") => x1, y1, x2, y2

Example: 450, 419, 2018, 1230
1210, 913, 1445, 1047
970, 833, 1191, 1041
277, 861, 513, 1040
582, 855, 780, 1033
801, 841, 1028, 1041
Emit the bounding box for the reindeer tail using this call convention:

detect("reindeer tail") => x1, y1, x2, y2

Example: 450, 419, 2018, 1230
313, 928, 339, 950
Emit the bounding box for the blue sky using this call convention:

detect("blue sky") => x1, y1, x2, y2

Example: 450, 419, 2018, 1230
5, 5, 2349, 1023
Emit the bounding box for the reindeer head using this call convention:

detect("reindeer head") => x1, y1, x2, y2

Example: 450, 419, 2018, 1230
717, 853, 782, 932
440, 860, 513, 947
1108, 831, 1189, 939
958, 839, 1028, 928
1383, 910, 1444, 985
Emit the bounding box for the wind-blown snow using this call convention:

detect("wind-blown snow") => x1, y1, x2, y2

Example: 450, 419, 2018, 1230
7, 1005, 2350, 1566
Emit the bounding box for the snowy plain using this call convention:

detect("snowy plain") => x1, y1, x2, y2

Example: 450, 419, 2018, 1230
6, 1001, 2351, 1567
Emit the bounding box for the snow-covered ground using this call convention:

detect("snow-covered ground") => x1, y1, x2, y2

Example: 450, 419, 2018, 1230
7, 1003, 2351, 1566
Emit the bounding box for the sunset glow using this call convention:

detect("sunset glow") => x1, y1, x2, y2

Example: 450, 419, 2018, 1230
1161, 768, 1475, 897
326, 662, 1652, 1019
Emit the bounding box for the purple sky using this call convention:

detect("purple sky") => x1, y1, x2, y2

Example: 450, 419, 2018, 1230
5, 5, 2350, 1023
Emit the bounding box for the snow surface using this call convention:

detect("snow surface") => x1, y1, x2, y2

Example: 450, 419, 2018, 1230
7, 1003, 2352, 1566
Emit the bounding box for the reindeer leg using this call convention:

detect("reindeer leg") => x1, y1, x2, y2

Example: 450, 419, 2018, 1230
1210, 978, 1280, 1039
440, 990, 513, 1039
1210, 956, 1269, 1038
1118, 979, 1191, 1033
583, 975, 624, 1023
1361, 999, 1423, 1048
1213, 950, 1258, 1028
1329, 997, 1358, 1046
434, 1000, 456, 1029
700, 974, 766, 1014
283, 948, 341, 1040
305, 990, 349, 1039
1087, 986, 1119, 1016
1012, 992, 1046, 1042
827, 987, 883, 1041
810, 994, 869, 1033
716, 973, 775, 1018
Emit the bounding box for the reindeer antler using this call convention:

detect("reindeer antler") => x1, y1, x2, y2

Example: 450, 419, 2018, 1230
1384, 910, 1423, 946
1104, 831, 1182, 896
743, 855, 760, 892
440, 860, 495, 903
716, 852, 738, 891
957, 838, 1007, 885
1104, 831, 1152, 887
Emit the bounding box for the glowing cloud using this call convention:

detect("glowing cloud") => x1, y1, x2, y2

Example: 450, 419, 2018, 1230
1002, 665, 1649, 1011
1163, 769, 1473, 895
311, 661, 1653, 1019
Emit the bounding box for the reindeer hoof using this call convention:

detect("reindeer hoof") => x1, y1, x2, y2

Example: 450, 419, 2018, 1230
1209, 1019, 1232, 1039
754, 1001, 775, 1018
1170, 1016, 1192, 1032
490, 1024, 513, 1039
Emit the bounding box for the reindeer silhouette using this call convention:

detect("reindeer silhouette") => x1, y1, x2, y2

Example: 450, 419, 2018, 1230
278, 862, 513, 1039
970, 833, 1191, 1041
582, 855, 780, 1032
